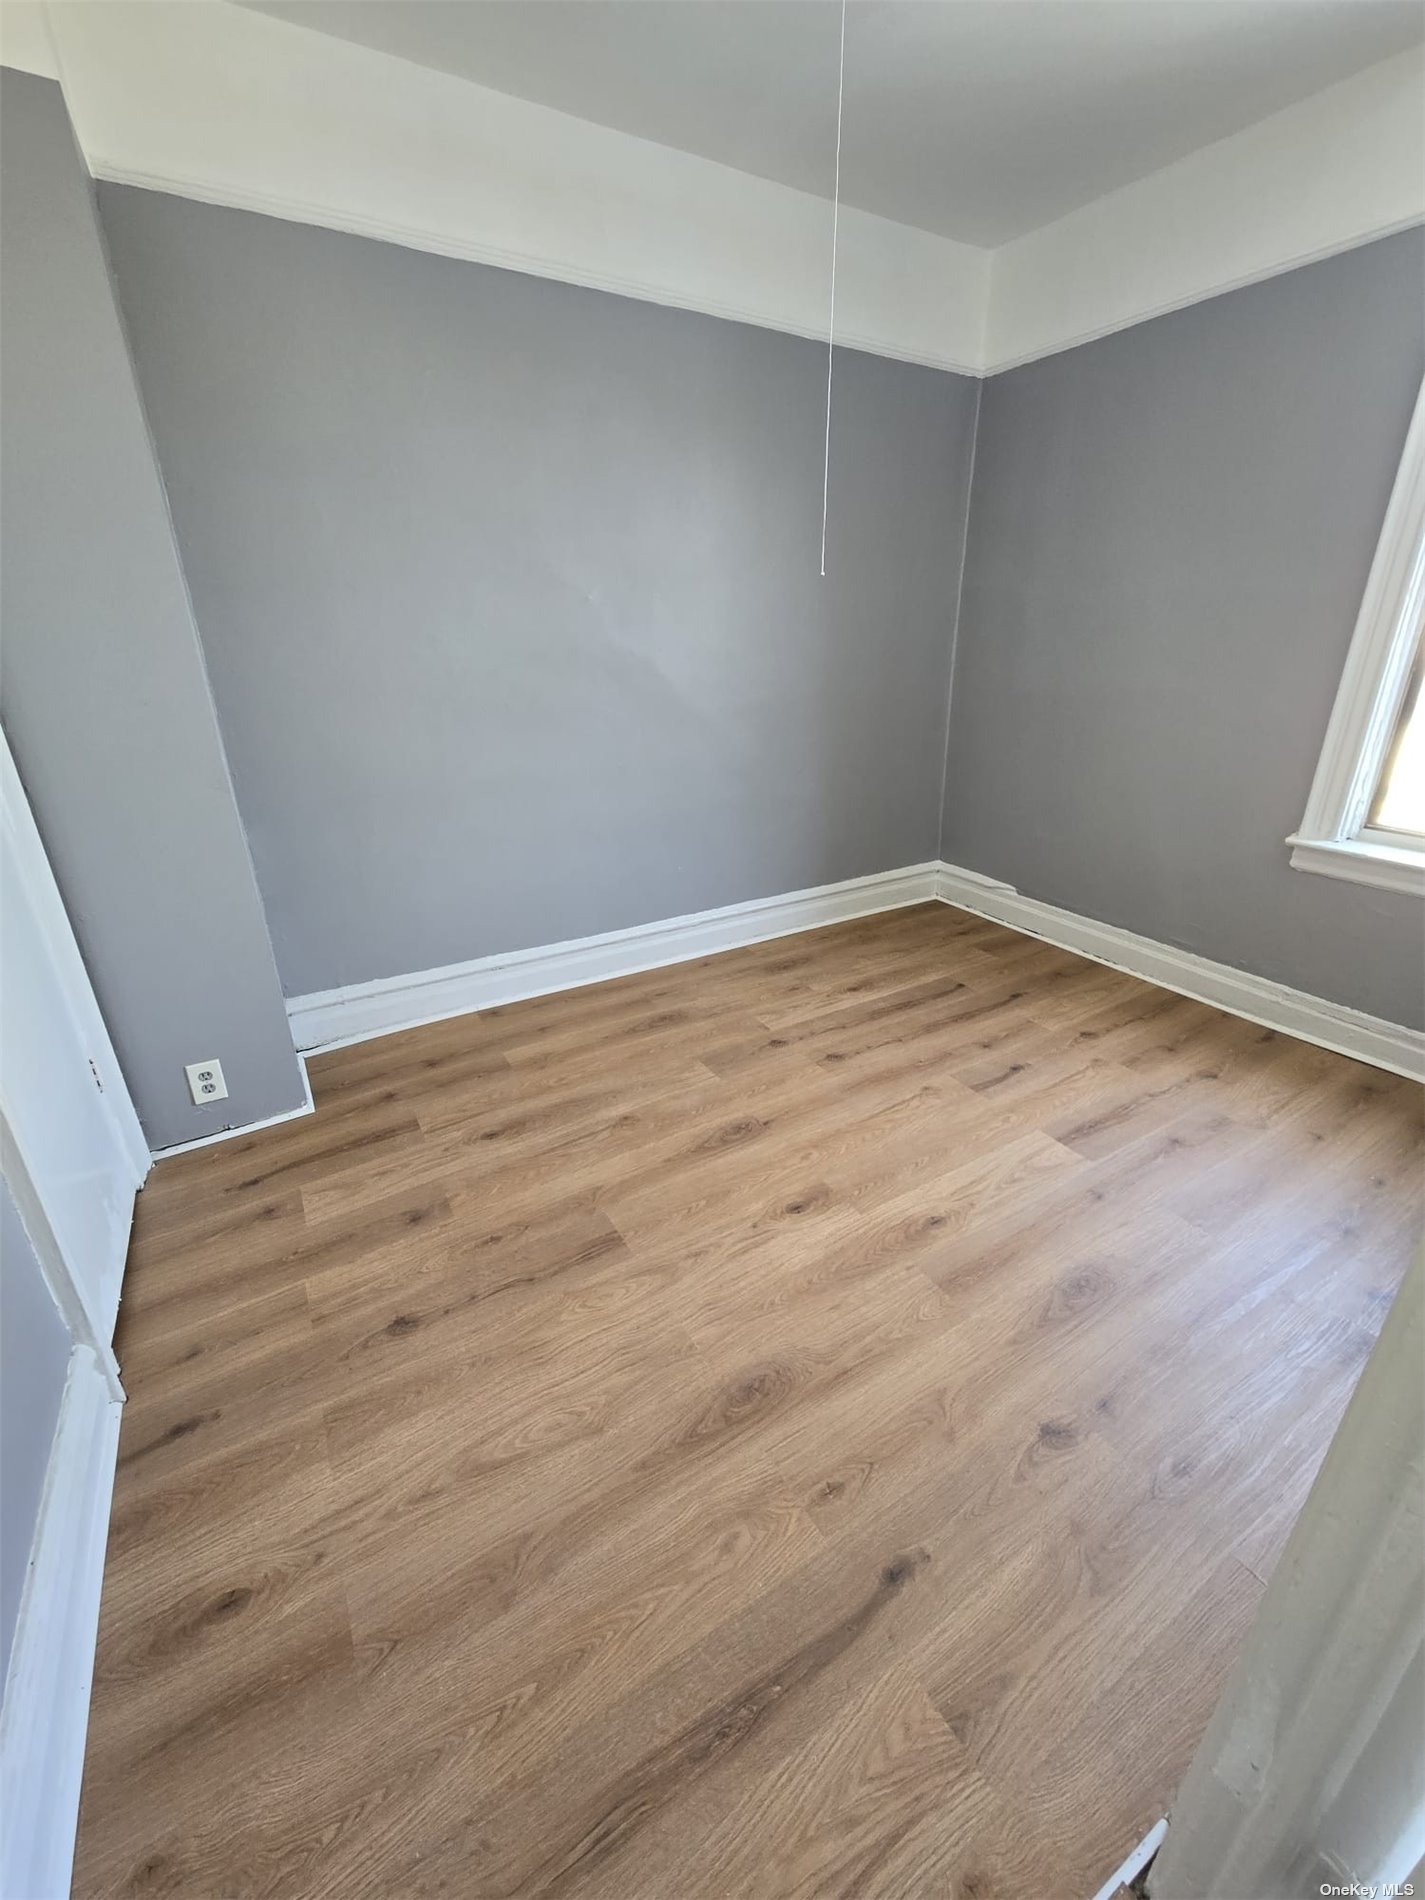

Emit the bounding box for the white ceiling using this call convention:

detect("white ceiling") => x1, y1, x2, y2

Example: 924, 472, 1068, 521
239, 0, 1424, 246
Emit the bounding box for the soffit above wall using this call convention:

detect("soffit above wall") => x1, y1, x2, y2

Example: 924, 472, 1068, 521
0, 2, 58, 78
14, 1, 1425, 375
238, 0, 1423, 250
986, 48, 1425, 372
40, 0, 990, 375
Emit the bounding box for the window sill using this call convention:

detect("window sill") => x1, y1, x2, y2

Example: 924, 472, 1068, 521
1287, 834, 1425, 896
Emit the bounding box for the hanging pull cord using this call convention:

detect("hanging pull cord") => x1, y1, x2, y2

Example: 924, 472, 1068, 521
820, 0, 847, 579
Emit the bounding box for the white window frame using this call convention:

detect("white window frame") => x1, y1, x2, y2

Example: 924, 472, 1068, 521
1288, 376, 1425, 898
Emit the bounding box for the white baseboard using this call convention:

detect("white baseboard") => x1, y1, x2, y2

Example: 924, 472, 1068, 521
149, 1051, 315, 1160
0, 1347, 123, 1900
287, 863, 942, 1052
283, 856, 1421, 1082
1087, 1817, 1168, 1900
935, 862, 1425, 1083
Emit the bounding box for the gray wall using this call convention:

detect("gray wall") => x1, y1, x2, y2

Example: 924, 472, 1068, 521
95, 185, 978, 999
0, 1180, 71, 1690
941, 229, 1425, 1027
64, 164, 1424, 1036
0, 72, 306, 1146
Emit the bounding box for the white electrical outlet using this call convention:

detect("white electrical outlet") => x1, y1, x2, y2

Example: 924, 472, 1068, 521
185, 1058, 228, 1106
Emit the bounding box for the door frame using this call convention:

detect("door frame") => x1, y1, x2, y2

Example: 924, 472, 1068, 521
1146, 1248, 1424, 1897
0, 725, 147, 1388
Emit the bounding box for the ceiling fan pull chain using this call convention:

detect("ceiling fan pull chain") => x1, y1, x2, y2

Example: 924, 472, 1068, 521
820, 0, 847, 579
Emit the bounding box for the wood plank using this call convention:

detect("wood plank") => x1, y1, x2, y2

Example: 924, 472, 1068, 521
74, 905, 1422, 1900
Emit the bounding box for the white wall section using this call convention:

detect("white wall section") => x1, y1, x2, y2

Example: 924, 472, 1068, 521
985, 48, 1425, 372
43, 0, 988, 374
14, 2, 1418, 376
0, 1, 57, 79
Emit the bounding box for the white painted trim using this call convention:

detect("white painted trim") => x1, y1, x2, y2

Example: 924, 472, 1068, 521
83, 158, 985, 380
934, 862, 1424, 1082
1, 731, 148, 1190
1286, 834, 1425, 897
287, 864, 941, 1052
148, 1050, 315, 1159
45, 0, 987, 377
934, 862, 1016, 897
0, 1116, 122, 1401
984, 51, 1425, 373
1088, 1817, 1168, 1900
1148, 1252, 1424, 1899
289, 857, 1420, 1083
1, 724, 143, 1367
1289, 376, 1425, 889
0, 1346, 123, 1900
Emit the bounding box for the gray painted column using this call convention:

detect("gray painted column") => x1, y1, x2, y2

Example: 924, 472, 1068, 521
0, 70, 304, 1147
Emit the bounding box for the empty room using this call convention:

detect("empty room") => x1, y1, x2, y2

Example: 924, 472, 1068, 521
1, 2, 1423, 1896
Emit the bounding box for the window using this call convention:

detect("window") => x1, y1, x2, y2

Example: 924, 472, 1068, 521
1289, 379, 1425, 896
1367, 634, 1424, 837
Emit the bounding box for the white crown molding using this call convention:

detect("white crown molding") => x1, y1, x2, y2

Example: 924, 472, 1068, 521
0, 1346, 123, 1900
934, 861, 1424, 1082
41, 0, 987, 376
984, 48, 1425, 374
287, 863, 942, 1051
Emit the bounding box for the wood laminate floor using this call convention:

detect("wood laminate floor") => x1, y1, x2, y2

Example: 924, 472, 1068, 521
74, 904, 1422, 1900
